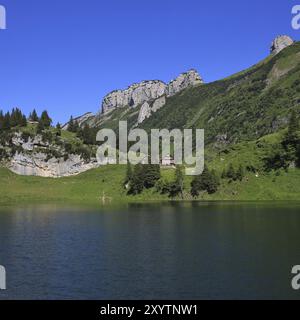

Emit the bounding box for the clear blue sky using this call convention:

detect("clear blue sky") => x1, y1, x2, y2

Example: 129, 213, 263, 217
0, 0, 299, 124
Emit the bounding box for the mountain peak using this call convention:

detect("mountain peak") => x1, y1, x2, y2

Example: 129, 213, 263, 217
101, 70, 203, 114
270, 35, 294, 55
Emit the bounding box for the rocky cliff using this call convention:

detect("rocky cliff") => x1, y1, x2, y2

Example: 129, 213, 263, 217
166, 69, 202, 96
102, 80, 167, 113
101, 69, 203, 114
63, 69, 203, 129
271, 35, 294, 55
2, 132, 99, 178
9, 152, 98, 178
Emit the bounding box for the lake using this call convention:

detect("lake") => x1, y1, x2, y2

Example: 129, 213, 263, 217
0, 202, 300, 300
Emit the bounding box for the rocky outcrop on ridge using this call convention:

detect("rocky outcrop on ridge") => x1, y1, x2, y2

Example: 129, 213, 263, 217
271, 35, 294, 55
101, 69, 203, 114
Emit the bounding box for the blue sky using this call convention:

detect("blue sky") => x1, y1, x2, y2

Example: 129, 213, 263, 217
0, 0, 299, 124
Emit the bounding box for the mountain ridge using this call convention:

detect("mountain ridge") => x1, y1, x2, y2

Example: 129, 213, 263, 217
1, 35, 299, 179
66, 35, 296, 133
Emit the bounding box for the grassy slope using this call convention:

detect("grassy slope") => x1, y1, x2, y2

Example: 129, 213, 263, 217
1, 130, 299, 205
140, 43, 300, 143
1, 45, 300, 206
0, 165, 170, 206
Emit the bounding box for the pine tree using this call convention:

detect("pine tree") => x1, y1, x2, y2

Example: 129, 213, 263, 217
37, 121, 44, 133
175, 165, 184, 198
73, 120, 80, 133
191, 165, 219, 197
286, 110, 299, 143
284, 110, 299, 146
29, 109, 39, 122
221, 168, 227, 179
236, 164, 244, 181
143, 164, 161, 189
168, 165, 184, 198
296, 144, 300, 168
3, 112, 11, 130
68, 116, 75, 132
0, 110, 4, 131
226, 163, 237, 181
124, 162, 133, 187
39, 110, 52, 128
56, 123, 62, 136
21, 115, 27, 127
208, 170, 219, 194
282, 110, 300, 164
129, 164, 145, 195
191, 165, 208, 197
78, 124, 94, 145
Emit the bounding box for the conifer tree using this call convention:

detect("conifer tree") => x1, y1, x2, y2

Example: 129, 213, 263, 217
68, 116, 75, 132
29, 109, 39, 122
236, 164, 244, 182
39, 110, 52, 128
124, 162, 133, 187
129, 164, 145, 195
3, 112, 11, 130
0, 111, 4, 131
226, 163, 237, 181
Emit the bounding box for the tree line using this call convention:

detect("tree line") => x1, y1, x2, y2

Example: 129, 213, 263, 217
0, 108, 27, 131
124, 160, 246, 199
0, 108, 54, 133
264, 110, 300, 171
67, 116, 96, 145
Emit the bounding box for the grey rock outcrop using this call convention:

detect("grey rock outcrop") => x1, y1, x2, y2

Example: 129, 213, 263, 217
101, 69, 203, 114
166, 69, 202, 96
137, 96, 167, 124
102, 80, 166, 113
271, 35, 294, 55
9, 152, 98, 178
151, 96, 166, 113
137, 102, 152, 124
4, 132, 99, 178
65, 69, 203, 129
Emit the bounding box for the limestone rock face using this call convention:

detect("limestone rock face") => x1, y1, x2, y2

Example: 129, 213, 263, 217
9, 152, 98, 178
102, 81, 166, 113
271, 35, 294, 55
151, 96, 166, 113
166, 69, 203, 97
4, 132, 99, 178
101, 69, 203, 114
66, 70, 203, 128
137, 96, 167, 124
137, 102, 152, 124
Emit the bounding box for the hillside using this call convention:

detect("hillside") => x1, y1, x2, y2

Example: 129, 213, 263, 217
1, 130, 300, 206
143, 43, 300, 144
92, 41, 300, 148
0, 36, 300, 205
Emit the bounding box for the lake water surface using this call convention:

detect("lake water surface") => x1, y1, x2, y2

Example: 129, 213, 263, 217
0, 202, 300, 300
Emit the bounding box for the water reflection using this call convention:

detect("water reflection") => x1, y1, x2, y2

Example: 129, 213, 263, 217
0, 202, 300, 299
